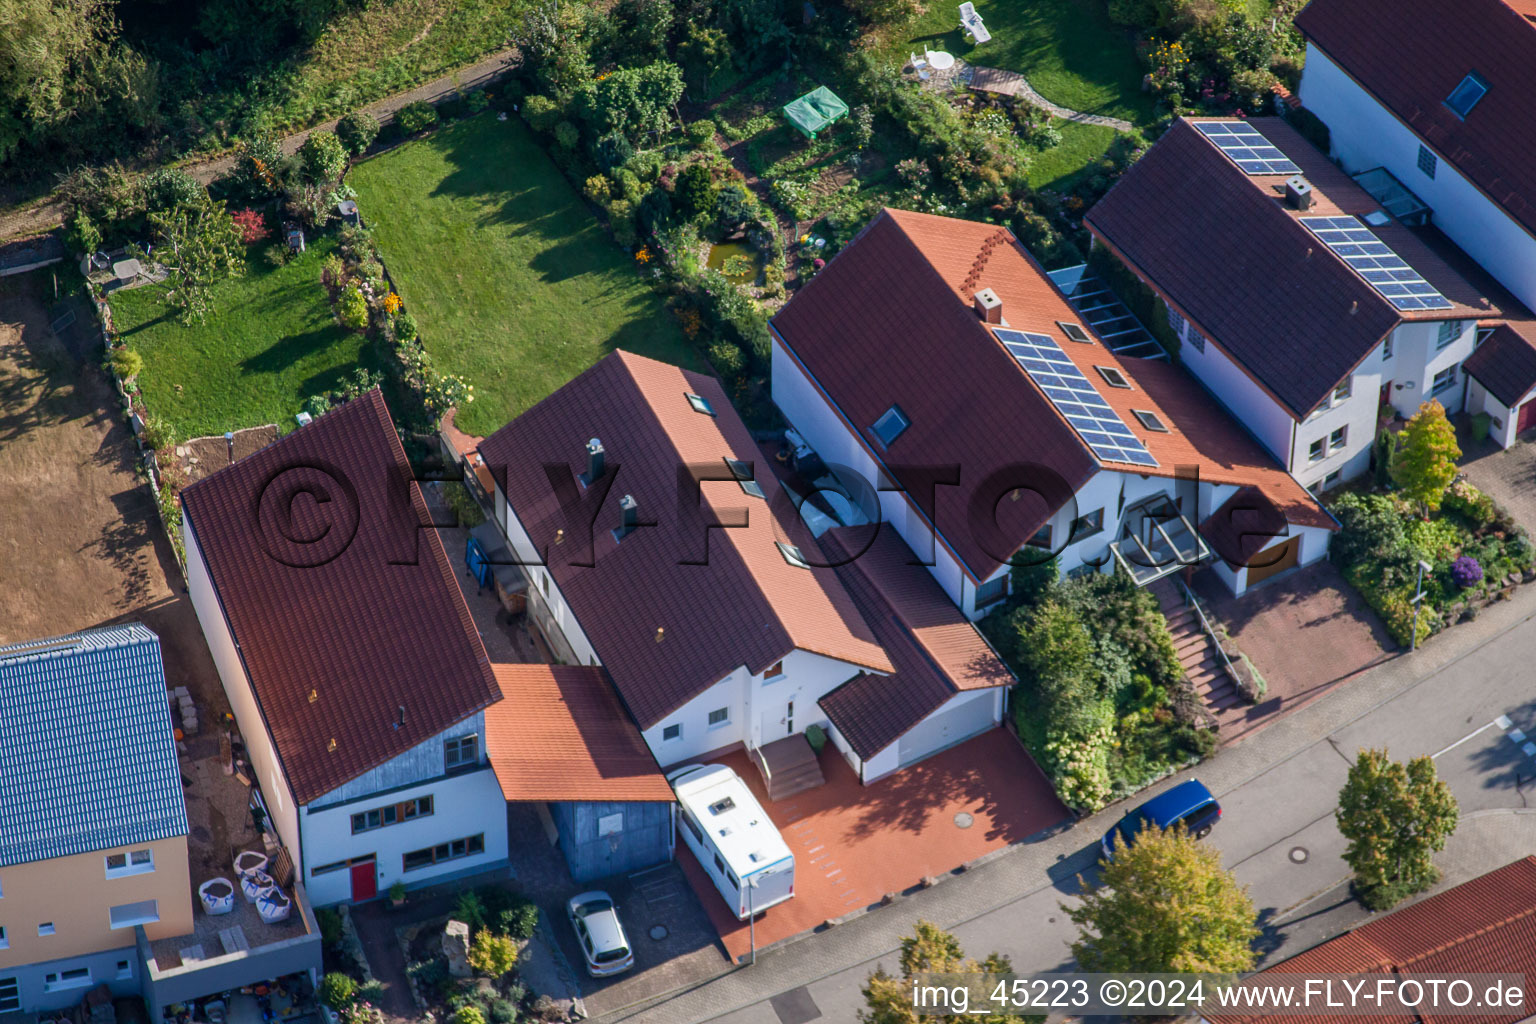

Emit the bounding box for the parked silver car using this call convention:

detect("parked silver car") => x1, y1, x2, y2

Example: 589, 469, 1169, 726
566, 891, 634, 977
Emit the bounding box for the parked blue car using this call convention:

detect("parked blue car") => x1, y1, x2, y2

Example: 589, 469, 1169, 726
1100, 779, 1221, 861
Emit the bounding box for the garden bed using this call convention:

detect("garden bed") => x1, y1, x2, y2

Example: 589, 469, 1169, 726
1330, 481, 1536, 647
981, 567, 1215, 814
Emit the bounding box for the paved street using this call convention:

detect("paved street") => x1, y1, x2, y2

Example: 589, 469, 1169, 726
594, 582, 1536, 1024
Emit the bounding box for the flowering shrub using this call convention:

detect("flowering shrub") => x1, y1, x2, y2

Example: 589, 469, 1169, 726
1451, 556, 1483, 588
769, 178, 815, 221
340, 1002, 384, 1024
1043, 723, 1113, 812
676, 308, 703, 338
231, 208, 268, 245
382, 292, 403, 316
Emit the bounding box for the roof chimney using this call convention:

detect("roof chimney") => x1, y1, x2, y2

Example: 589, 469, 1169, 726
1285, 175, 1314, 210
615, 493, 638, 541
973, 287, 1003, 324
581, 437, 605, 486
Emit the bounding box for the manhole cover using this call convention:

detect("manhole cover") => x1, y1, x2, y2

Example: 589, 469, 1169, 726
648, 925, 669, 941
1289, 846, 1309, 863
954, 812, 974, 829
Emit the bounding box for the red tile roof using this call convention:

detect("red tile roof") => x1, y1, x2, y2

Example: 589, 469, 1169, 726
817, 526, 1012, 760
772, 207, 1332, 581
1086, 118, 1499, 419
1207, 856, 1536, 1024
179, 390, 498, 805
477, 351, 891, 731
484, 664, 673, 802
1464, 322, 1536, 408
1297, 0, 1536, 240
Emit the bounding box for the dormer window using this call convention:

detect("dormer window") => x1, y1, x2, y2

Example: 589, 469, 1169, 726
725, 458, 765, 498
871, 404, 909, 447
1445, 72, 1488, 118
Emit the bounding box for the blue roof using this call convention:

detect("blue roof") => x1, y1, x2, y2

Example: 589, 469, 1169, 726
0, 624, 188, 867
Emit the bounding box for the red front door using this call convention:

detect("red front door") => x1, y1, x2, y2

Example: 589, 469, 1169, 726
1380, 381, 1392, 408
350, 860, 377, 901
1519, 398, 1536, 435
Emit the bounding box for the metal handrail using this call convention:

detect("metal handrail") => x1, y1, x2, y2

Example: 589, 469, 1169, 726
1177, 576, 1237, 682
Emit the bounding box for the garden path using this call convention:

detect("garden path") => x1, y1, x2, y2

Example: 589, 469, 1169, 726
0, 47, 521, 245
969, 65, 1135, 130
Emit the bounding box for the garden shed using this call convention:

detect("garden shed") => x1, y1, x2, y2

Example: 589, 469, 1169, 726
783, 86, 849, 139
485, 664, 677, 883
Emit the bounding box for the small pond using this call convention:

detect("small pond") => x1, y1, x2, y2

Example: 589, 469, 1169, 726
706, 241, 762, 284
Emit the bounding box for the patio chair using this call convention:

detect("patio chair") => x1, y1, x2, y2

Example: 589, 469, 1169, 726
909, 51, 928, 72
199, 878, 236, 916
240, 869, 275, 904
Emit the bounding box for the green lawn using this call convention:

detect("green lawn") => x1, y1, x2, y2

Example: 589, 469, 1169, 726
348, 114, 699, 437
895, 0, 1155, 125
1027, 122, 1125, 189
109, 235, 383, 439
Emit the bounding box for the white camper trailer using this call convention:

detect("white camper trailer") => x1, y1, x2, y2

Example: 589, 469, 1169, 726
667, 763, 794, 919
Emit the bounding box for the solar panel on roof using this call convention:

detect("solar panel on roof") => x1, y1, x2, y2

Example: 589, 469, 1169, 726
1299, 215, 1454, 311
993, 328, 1158, 467
1194, 120, 1301, 175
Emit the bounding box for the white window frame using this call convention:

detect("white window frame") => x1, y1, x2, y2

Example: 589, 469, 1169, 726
1330, 426, 1348, 451
1383, 336, 1393, 360
1308, 437, 1326, 462
105, 848, 154, 878
0, 975, 17, 1013
1333, 378, 1352, 405
38, 922, 55, 936
444, 734, 478, 772
116, 960, 133, 981
1324, 469, 1342, 488
1436, 320, 1463, 351
1432, 366, 1457, 395
0, 926, 7, 950
707, 707, 730, 728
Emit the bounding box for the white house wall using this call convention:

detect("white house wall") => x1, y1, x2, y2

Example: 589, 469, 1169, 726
1466, 378, 1528, 449
183, 516, 302, 866
1300, 44, 1536, 313
1224, 522, 1334, 595
641, 649, 870, 766
300, 768, 508, 906
493, 486, 602, 668
1174, 319, 1297, 465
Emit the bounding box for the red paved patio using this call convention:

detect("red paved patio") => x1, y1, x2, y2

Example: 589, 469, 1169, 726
677, 727, 1068, 961
1194, 561, 1395, 743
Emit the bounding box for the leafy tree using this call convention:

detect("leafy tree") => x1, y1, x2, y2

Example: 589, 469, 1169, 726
147, 198, 245, 324
575, 61, 684, 145
317, 974, 356, 1010
1070, 825, 1258, 973
861, 921, 1034, 1024
143, 167, 205, 213
1015, 600, 1101, 738
716, 0, 793, 71
1336, 748, 1458, 909
336, 284, 369, 331
1394, 400, 1461, 516
336, 110, 380, 155
1330, 492, 1409, 568
712, 183, 754, 232
467, 931, 517, 977
674, 163, 714, 219
592, 130, 634, 172
616, 0, 674, 57
676, 24, 733, 93
299, 129, 348, 183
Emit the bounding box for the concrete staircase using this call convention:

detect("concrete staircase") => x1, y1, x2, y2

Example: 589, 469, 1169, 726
751, 733, 825, 802
1150, 578, 1241, 715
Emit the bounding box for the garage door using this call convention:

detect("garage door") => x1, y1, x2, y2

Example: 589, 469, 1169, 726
897, 693, 996, 768
1246, 535, 1300, 587
1518, 397, 1536, 435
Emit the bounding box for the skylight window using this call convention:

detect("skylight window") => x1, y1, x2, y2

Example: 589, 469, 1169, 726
1058, 321, 1094, 344
686, 392, 715, 416
776, 541, 812, 569
1445, 73, 1488, 118
1095, 366, 1132, 389
725, 457, 765, 498
871, 404, 910, 447
1132, 409, 1169, 432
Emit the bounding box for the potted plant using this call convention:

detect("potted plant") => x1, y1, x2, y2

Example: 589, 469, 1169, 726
388, 880, 407, 908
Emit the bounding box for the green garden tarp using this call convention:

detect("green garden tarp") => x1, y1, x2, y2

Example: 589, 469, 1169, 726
782, 86, 850, 139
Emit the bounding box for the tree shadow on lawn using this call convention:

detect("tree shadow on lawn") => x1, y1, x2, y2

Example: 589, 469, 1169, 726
239, 326, 356, 376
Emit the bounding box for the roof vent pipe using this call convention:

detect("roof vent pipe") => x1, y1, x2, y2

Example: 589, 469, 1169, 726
615, 493, 639, 540
1285, 175, 1314, 210
974, 287, 1003, 325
